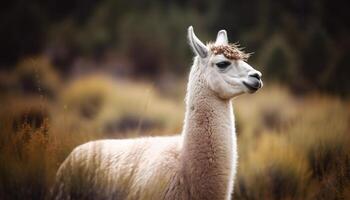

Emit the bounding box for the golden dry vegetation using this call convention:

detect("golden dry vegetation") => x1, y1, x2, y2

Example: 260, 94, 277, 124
0, 57, 349, 200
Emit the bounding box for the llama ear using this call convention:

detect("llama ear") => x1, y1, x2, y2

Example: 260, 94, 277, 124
188, 26, 208, 58
215, 30, 228, 45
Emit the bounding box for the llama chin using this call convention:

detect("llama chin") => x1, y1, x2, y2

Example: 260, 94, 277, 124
52, 26, 262, 200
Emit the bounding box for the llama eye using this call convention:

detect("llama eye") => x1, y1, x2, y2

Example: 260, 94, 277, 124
216, 61, 231, 70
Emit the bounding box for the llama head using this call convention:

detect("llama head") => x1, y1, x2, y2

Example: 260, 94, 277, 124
188, 26, 263, 99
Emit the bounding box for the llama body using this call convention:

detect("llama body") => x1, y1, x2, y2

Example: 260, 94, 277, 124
54, 26, 262, 200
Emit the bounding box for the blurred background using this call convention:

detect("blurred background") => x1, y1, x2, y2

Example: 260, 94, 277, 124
0, 0, 349, 199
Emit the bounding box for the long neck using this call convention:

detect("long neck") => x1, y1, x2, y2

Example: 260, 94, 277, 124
180, 60, 237, 199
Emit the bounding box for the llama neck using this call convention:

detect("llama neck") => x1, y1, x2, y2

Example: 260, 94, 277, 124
180, 61, 236, 199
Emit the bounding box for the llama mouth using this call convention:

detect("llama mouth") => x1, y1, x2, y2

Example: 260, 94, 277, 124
243, 81, 261, 93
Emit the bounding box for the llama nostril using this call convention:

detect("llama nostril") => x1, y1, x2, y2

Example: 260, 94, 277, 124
249, 73, 261, 80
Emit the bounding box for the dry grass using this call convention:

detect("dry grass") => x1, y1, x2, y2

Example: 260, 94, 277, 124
233, 86, 350, 200
0, 72, 349, 199
13, 56, 61, 99
236, 133, 312, 200
55, 75, 183, 136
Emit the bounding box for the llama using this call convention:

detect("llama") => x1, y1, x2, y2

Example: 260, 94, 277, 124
53, 26, 263, 200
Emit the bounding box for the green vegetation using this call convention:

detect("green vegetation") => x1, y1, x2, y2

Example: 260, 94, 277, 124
2, 0, 349, 96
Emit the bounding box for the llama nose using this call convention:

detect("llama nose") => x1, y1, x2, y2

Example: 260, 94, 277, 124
248, 72, 261, 80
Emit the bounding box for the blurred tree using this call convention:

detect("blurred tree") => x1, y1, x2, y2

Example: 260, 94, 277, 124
0, 0, 349, 96
259, 34, 297, 85
0, 0, 99, 68
118, 6, 203, 77
300, 28, 330, 89
266, 48, 289, 81
0, 1, 47, 68
327, 51, 350, 96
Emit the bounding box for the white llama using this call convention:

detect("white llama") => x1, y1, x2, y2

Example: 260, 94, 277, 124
53, 26, 263, 200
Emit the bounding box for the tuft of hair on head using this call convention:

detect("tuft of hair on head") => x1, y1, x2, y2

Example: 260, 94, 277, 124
209, 43, 252, 61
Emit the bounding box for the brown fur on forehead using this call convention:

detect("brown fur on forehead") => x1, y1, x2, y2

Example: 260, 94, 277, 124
209, 43, 251, 61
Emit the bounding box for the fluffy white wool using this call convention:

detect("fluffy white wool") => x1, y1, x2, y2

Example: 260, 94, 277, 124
53, 26, 262, 200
